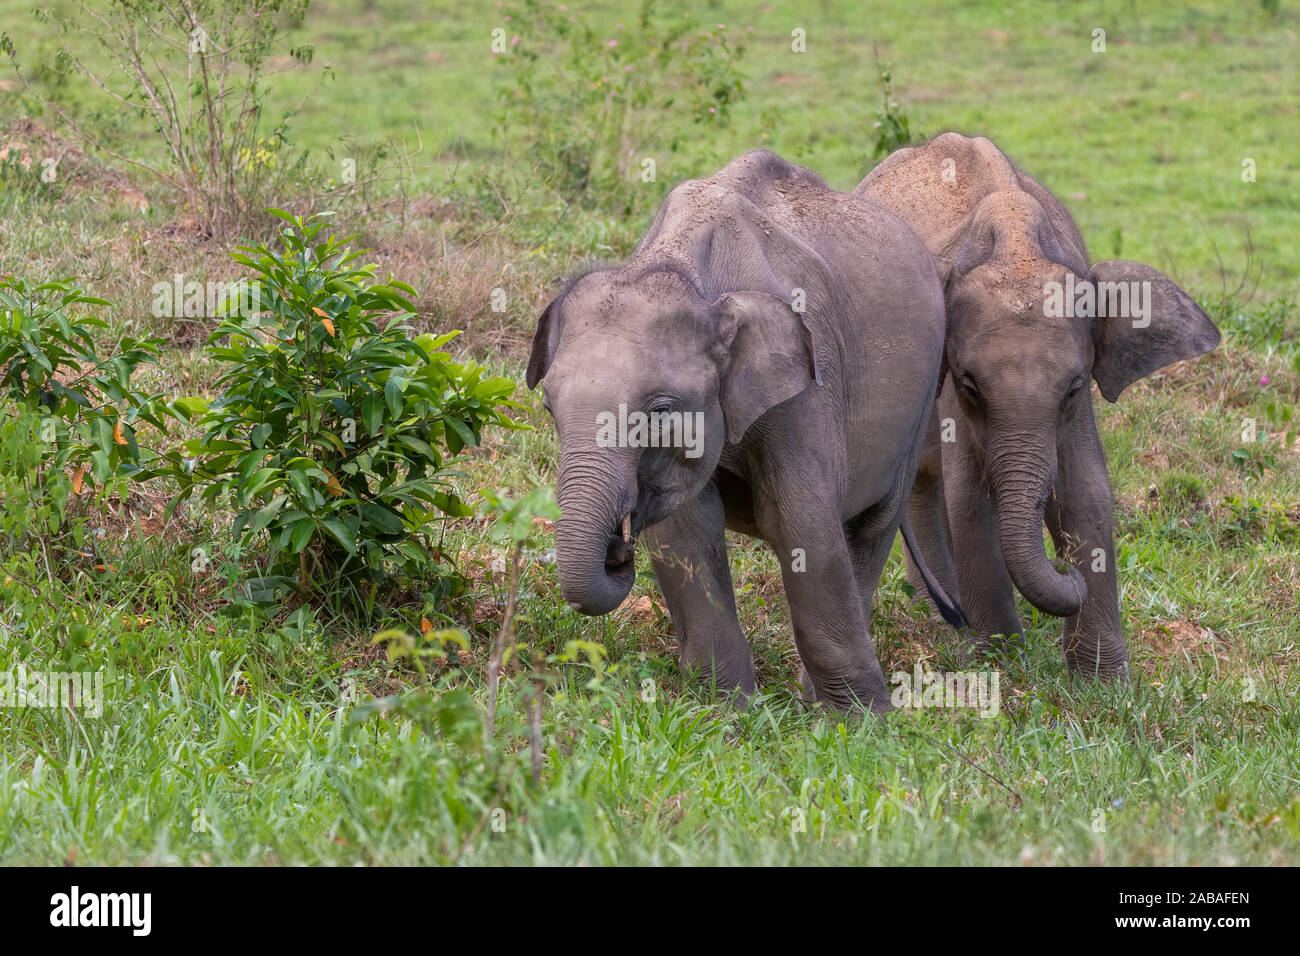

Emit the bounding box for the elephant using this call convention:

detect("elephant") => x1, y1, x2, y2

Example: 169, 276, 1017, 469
526, 149, 963, 713
855, 132, 1221, 678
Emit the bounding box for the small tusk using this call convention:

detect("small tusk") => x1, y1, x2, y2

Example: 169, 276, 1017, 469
622, 514, 632, 543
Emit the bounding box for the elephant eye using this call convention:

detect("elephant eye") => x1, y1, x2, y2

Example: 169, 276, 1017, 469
647, 397, 677, 415
956, 373, 981, 400
1066, 376, 1087, 398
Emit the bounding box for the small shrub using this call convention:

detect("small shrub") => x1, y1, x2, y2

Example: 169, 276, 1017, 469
161, 211, 524, 611
497, 0, 747, 211
1221, 496, 1299, 546
4, 0, 318, 239
867, 60, 920, 167
0, 276, 167, 494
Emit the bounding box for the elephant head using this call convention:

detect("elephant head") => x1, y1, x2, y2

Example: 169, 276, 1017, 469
527, 264, 817, 615
941, 191, 1220, 619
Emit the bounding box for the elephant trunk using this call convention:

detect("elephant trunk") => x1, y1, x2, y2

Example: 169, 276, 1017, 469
554, 446, 638, 616
987, 430, 1087, 619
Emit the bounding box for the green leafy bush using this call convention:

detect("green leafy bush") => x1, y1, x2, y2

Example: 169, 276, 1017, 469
0, 276, 167, 493
162, 212, 523, 609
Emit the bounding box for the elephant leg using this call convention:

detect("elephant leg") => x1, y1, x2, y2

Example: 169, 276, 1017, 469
760, 499, 892, 715
1044, 406, 1129, 679
644, 479, 756, 700
796, 501, 902, 702
941, 409, 1024, 651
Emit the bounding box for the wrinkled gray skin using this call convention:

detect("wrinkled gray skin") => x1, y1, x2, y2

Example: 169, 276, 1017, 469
527, 150, 947, 713
855, 133, 1221, 677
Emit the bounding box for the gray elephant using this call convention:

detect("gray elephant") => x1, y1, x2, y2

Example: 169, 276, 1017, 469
526, 150, 961, 713
855, 133, 1221, 677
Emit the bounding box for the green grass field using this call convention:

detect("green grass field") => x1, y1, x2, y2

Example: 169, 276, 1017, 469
0, 0, 1297, 865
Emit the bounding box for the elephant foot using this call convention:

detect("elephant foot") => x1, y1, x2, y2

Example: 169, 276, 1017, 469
798, 663, 892, 715
720, 682, 755, 711
1063, 632, 1129, 681
1065, 655, 1130, 682
797, 664, 817, 703
680, 655, 757, 705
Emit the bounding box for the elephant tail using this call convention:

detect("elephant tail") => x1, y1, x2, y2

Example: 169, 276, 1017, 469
900, 518, 969, 630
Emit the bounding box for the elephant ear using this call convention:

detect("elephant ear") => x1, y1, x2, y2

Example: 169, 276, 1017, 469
711, 291, 821, 445
525, 295, 561, 389
1089, 260, 1221, 402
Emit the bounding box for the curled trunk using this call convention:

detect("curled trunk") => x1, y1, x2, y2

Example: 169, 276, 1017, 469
988, 432, 1087, 619
554, 449, 638, 616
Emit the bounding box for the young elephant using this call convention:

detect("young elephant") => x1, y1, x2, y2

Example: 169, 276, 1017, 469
855, 133, 1221, 678
527, 150, 953, 713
